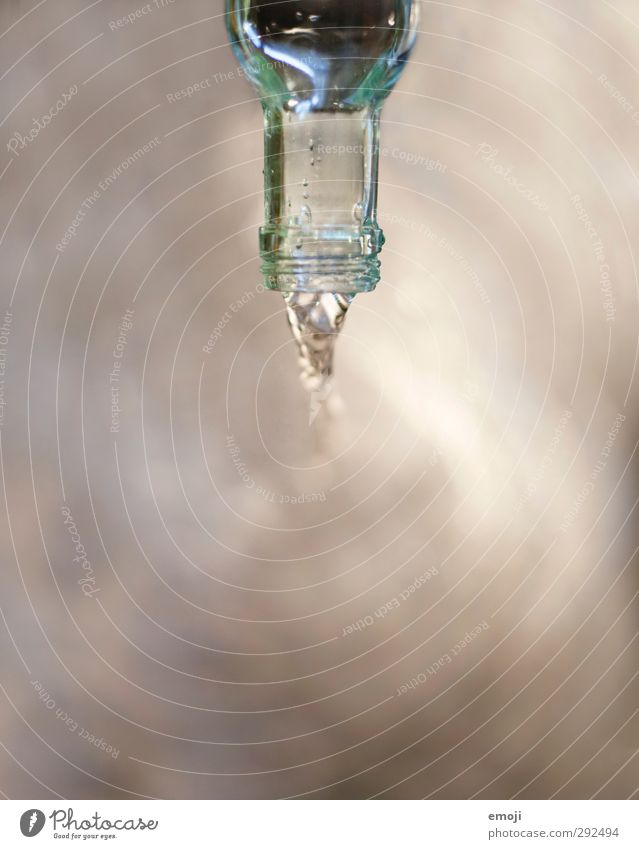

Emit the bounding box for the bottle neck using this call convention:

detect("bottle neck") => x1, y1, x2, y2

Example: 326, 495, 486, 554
259, 106, 385, 294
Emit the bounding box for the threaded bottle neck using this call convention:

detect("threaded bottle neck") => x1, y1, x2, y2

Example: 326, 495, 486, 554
259, 106, 384, 294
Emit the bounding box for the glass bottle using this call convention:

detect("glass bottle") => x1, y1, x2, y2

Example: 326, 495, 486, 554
226, 0, 419, 295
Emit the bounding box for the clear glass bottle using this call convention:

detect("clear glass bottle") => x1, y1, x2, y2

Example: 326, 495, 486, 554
226, 0, 419, 295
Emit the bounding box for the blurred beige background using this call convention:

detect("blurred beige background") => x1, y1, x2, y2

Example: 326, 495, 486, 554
0, 0, 638, 799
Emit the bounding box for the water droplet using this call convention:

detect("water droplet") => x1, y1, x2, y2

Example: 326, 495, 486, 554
352, 202, 364, 223
300, 205, 312, 226
309, 139, 314, 151
309, 14, 320, 23
295, 10, 303, 21
302, 178, 308, 187
388, 12, 396, 26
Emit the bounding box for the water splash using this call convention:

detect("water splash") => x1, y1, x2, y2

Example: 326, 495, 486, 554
284, 292, 353, 426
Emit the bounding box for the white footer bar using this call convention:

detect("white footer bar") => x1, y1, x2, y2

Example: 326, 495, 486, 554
0, 800, 636, 848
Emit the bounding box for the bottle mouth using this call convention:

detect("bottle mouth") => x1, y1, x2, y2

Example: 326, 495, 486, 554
261, 255, 381, 294
259, 223, 384, 294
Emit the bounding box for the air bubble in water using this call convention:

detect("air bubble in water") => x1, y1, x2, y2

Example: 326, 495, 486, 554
300, 205, 312, 227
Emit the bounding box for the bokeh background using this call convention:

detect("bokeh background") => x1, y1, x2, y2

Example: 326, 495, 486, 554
0, 0, 638, 799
